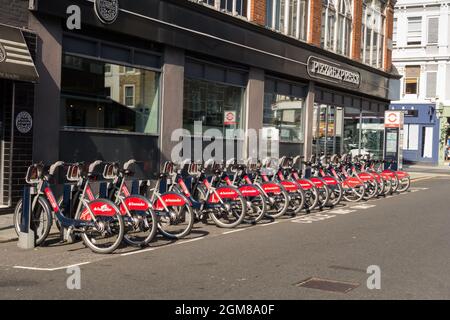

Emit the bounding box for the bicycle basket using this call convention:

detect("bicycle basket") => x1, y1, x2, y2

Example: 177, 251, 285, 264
162, 161, 174, 175
188, 162, 200, 175
66, 165, 81, 182
103, 163, 118, 180
25, 164, 43, 184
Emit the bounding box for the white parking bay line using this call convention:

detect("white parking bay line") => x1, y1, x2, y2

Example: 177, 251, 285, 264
350, 204, 376, 210
222, 229, 246, 235
121, 247, 156, 257
327, 209, 357, 215
259, 221, 280, 227
13, 261, 92, 272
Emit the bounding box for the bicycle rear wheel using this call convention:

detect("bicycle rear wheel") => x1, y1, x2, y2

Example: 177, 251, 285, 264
265, 188, 289, 219
123, 209, 158, 247
77, 200, 124, 254
157, 203, 194, 239
243, 193, 267, 224
209, 194, 246, 228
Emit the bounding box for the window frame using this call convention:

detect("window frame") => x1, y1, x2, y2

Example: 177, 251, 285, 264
124, 84, 136, 107
361, 0, 385, 68
407, 16, 422, 46
60, 52, 162, 137
426, 16, 439, 45
321, 0, 353, 56
267, 0, 309, 41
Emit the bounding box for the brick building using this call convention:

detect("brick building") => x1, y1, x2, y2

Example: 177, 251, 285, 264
0, 0, 400, 213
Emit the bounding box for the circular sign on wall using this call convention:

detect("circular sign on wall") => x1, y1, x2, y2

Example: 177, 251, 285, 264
94, 0, 120, 25
16, 111, 33, 134
0, 43, 6, 63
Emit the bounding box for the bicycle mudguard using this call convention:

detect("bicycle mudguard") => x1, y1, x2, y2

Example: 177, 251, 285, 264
381, 170, 396, 178
368, 172, 382, 183
238, 185, 261, 197
208, 187, 240, 203
357, 172, 375, 182
321, 176, 339, 186
260, 182, 282, 194
295, 179, 315, 190
342, 177, 363, 188
80, 199, 118, 220
280, 181, 299, 192
309, 177, 325, 188
395, 171, 410, 179
120, 195, 151, 215
153, 192, 191, 211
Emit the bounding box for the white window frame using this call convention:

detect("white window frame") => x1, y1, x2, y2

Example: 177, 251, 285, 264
267, 0, 309, 41
124, 84, 135, 107
426, 16, 439, 45
321, 0, 353, 56
407, 16, 422, 46
361, 0, 385, 68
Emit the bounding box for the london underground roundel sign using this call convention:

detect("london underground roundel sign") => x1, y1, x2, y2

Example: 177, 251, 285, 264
385, 111, 402, 128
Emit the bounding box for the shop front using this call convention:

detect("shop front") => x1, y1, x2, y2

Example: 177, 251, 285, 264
0, 23, 38, 212
29, 0, 398, 174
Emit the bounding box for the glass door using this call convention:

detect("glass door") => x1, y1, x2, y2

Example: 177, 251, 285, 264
312, 103, 344, 158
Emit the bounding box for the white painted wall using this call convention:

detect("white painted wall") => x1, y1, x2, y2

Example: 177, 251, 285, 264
392, 0, 450, 105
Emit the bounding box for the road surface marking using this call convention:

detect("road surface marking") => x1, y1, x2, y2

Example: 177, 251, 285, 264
259, 221, 280, 227
121, 247, 156, 257
328, 209, 357, 215
223, 229, 245, 235
13, 261, 92, 272
350, 204, 376, 210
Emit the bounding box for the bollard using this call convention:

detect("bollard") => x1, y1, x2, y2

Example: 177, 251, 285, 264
62, 184, 76, 243
131, 180, 140, 195
17, 186, 36, 250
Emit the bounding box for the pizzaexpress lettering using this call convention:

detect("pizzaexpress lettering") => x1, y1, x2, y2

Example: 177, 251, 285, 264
309, 59, 360, 86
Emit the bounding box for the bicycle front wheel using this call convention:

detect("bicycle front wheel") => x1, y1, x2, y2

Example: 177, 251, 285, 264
13, 197, 53, 246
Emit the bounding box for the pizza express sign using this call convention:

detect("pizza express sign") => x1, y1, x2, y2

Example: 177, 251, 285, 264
307, 56, 361, 88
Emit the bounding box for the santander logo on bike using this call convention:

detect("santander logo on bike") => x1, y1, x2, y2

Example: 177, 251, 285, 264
93, 204, 114, 213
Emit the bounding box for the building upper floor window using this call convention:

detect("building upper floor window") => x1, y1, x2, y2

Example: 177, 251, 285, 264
407, 17, 422, 45
427, 17, 439, 45
266, 0, 309, 41
196, 0, 248, 18
361, 0, 385, 69
404, 66, 420, 95
320, 0, 352, 56
392, 17, 397, 46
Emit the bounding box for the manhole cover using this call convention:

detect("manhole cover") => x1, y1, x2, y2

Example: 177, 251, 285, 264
295, 277, 359, 293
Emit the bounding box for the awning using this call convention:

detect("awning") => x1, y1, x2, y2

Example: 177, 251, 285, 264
0, 24, 39, 83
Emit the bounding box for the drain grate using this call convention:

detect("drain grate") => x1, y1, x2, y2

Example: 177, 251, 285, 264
295, 277, 360, 293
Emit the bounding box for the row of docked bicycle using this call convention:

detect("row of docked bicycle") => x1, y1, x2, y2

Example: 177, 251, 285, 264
14, 154, 410, 254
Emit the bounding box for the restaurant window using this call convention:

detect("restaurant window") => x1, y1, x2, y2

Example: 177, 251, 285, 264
321, 0, 352, 56
361, 0, 385, 68
266, 0, 309, 41
61, 54, 160, 134
404, 66, 420, 95
264, 79, 306, 143
183, 79, 245, 135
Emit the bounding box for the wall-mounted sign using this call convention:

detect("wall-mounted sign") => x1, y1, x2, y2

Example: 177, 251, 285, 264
307, 56, 360, 88
94, 0, 120, 24
16, 111, 33, 134
224, 111, 237, 125
384, 111, 403, 128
